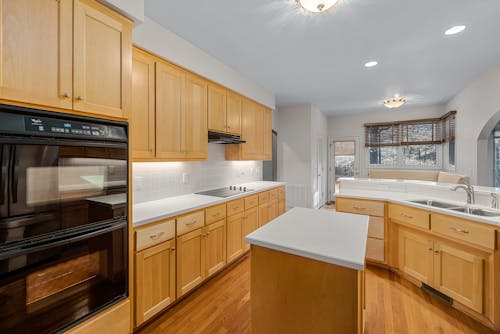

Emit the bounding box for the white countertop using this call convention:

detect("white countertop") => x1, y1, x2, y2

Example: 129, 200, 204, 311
245, 207, 369, 271
133, 181, 286, 227
338, 189, 500, 227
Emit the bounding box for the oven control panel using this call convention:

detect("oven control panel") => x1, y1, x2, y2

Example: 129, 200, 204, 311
23, 116, 127, 141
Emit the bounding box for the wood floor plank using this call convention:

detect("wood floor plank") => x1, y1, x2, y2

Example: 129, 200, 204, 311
138, 254, 495, 334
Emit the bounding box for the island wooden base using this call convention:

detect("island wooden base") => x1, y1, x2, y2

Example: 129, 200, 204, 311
250, 245, 365, 334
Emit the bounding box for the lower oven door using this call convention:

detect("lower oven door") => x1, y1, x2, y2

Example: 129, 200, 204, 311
0, 219, 128, 333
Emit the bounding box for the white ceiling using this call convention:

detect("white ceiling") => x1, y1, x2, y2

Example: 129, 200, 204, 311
144, 0, 500, 116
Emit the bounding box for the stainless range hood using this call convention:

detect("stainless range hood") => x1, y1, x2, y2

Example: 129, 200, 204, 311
208, 131, 246, 144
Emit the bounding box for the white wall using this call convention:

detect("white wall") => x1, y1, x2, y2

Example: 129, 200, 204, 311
328, 105, 446, 177
101, 0, 144, 22
276, 105, 312, 208
133, 17, 275, 109
133, 144, 263, 204
447, 60, 500, 186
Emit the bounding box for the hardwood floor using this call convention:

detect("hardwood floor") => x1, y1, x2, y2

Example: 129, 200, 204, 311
138, 254, 495, 334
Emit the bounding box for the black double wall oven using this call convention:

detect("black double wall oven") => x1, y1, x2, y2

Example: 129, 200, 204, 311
0, 105, 129, 333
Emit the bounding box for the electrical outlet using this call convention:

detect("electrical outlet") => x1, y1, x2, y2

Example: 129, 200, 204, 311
134, 176, 144, 191
182, 173, 190, 184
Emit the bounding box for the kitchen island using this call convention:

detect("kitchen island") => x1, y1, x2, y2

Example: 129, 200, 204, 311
245, 207, 369, 334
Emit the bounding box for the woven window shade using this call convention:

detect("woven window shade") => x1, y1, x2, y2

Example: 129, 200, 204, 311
364, 124, 400, 147
334, 141, 356, 155
441, 111, 456, 142
400, 120, 442, 145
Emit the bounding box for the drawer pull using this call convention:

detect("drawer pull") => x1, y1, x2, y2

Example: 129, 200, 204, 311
212, 213, 220, 217
171, 247, 176, 251
233, 206, 240, 210
449, 226, 470, 234
400, 213, 414, 219
149, 232, 165, 240
186, 220, 197, 226
353, 206, 366, 211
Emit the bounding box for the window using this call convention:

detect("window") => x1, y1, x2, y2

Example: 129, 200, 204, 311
334, 141, 355, 181
364, 111, 456, 169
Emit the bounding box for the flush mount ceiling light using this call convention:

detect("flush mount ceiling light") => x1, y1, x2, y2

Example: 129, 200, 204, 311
298, 0, 339, 13
364, 61, 378, 68
383, 97, 407, 109
445, 25, 466, 36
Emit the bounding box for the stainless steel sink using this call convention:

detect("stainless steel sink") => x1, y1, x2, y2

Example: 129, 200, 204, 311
449, 207, 500, 217
409, 200, 459, 209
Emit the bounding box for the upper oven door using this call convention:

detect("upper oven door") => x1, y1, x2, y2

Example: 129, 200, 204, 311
0, 140, 128, 245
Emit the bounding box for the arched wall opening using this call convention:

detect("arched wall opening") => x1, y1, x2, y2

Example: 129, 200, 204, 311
476, 109, 500, 186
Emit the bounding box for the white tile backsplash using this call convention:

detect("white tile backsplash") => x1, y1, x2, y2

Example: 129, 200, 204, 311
133, 144, 263, 204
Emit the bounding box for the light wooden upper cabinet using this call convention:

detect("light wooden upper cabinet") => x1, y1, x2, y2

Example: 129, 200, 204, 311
208, 84, 227, 133
0, 0, 131, 119
131, 49, 155, 158
184, 74, 208, 159
135, 240, 176, 326
0, 0, 73, 109
227, 92, 242, 135
226, 98, 272, 161
73, 0, 132, 119
155, 61, 184, 159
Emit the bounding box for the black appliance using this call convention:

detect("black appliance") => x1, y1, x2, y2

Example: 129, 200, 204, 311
0, 104, 128, 333
208, 131, 246, 144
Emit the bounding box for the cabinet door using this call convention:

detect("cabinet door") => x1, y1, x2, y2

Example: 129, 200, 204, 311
398, 230, 433, 285
227, 212, 244, 262
433, 242, 484, 313
259, 204, 269, 227
263, 108, 273, 160
131, 49, 155, 159
0, 0, 72, 109
243, 207, 259, 251
183, 74, 208, 160
204, 220, 227, 277
73, 0, 132, 118
278, 201, 286, 215
177, 228, 205, 297
269, 201, 278, 221
155, 61, 185, 159
240, 100, 261, 159
135, 240, 176, 326
227, 92, 242, 135
208, 84, 227, 133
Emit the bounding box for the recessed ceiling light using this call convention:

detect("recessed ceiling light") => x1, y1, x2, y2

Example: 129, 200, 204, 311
298, 0, 339, 13
364, 61, 378, 68
445, 25, 466, 36
383, 97, 407, 109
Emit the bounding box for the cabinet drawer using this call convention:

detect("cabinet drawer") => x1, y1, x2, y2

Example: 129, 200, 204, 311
258, 191, 270, 204
227, 198, 244, 216
206, 204, 226, 224
136, 219, 175, 252
366, 237, 385, 262
278, 187, 286, 201
388, 204, 429, 230
431, 214, 495, 250
177, 211, 205, 236
269, 188, 278, 202
336, 198, 385, 217
245, 194, 259, 210
368, 217, 385, 239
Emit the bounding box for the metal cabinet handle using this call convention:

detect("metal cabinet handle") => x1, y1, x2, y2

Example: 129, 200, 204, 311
352, 206, 366, 211
449, 226, 469, 234
62, 92, 72, 98
171, 247, 176, 251
400, 213, 414, 219
212, 213, 220, 217
77, 95, 85, 100
149, 232, 165, 240
434, 250, 440, 254
428, 247, 433, 251
186, 220, 197, 226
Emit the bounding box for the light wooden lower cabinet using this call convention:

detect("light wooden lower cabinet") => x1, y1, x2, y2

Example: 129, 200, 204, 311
243, 207, 259, 251
135, 239, 176, 326
433, 241, 484, 313
205, 219, 227, 277
258, 203, 269, 227
399, 229, 434, 285
269, 200, 279, 221
227, 212, 244, 262
177, 228, 205, 297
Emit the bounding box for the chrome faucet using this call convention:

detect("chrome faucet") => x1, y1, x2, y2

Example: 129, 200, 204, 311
491, 193, 499, 209
451, 184, 475, 205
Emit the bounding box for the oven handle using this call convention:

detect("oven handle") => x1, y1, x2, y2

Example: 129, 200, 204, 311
0, 220, 126, 260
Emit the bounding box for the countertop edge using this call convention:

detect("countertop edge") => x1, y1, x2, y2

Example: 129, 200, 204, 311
133, 182, 286, 227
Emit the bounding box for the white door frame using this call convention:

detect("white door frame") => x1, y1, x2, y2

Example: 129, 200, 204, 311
328, 136, 361, 201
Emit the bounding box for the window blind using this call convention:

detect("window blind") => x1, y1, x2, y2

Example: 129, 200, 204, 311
364, 124, 400, 147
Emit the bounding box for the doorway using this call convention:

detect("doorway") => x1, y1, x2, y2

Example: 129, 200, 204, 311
328, 138, 360, 201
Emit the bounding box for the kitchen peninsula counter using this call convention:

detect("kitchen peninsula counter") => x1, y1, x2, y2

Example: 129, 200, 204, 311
245, 207, 368, 333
